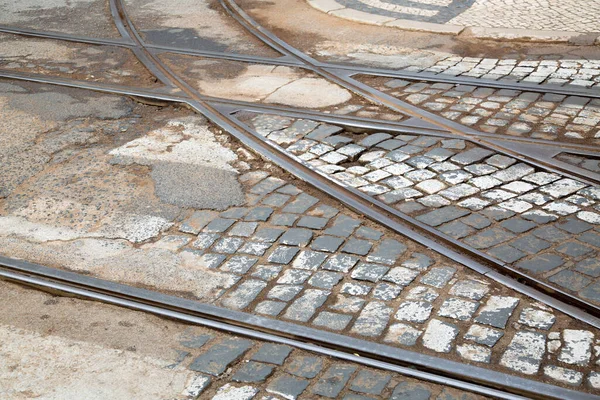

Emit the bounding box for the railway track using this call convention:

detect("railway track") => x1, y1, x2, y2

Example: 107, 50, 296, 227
1, 0, 600, 397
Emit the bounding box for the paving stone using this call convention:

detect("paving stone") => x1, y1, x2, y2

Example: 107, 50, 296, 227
351, 302, 392, 337
350, 370, 391, 395
295, 216, 328, 229
449, 279, 489, 300
500, 331, 546, 375
286, 356, 323, 378
254, 227, 284, 242
416, 206, 471, 227
492, 163, 535, 183
181, 374, 211, 398
212, 383, 258, 400
366, 239, 407, 265
531, 225, 571, 242
221, 256, 259, 274
474, 296, 519, 328
213, 237, 245, 254
439, 221, 475, 239
383, 267, 420, 286
268, 246, 300, 264
185, 252, 226, 269
360, 133, 393, 147
559, 330, 594, 366
450, 148, 494, 165
309, 271, 343, 289
313, 311, 353, 330
543, 365, 583, 386
250, 177, 286, 195
457, 344, 492, 363
464, 227, 516, 249
384, 323, 423, 346
351, 263, 390, 282
180, 210, 219, 234
516, 253, 564, 274
579, 231, 600, 247
461, 214, 491, 229
311, 235, 345, 252
228, 221, 259, 237
401, 253, 433, 271
330, 294, 366, 313
270, 213, 298, 226
324, 215, 361, 237
312, 364, 356, 398
267, 374, 309, 399
406, 286, 439, 302
438, 298, 479, 321
521, 210, 558, 224
239, 241, 271, 256
480, 207, 515, 221
556, 241, 594, 257
518, 308, 556, 330
395, 301, 433, 323
422, 319, 459, 353
579, 282, 600, 303
390, 382, 431, 400
204, 218, 236, 233
373, 282, 402, 301
252, 265, 281, 281
501, 218, 537, 233
322, 254, 360, 272
221, 280, 267, 310
232, 361, 273, 383
251, 343, 293, 365
292, 250, 328, 270
575, 258, 600, 278
419, 266, 456, 288
180, 334, 213, 349
283, 193, 319, 213
189, 338, 253, 376
355, 226, 383, 240
341, 282, 372, 296
549, 270, 592, 291
262, 193, 292, 207
278, 269, 311, 285
588, 371, 600, 390
255, 301, 286, 316
284, 289, 330, 322
510, 236, 552, 254
342, 238, 373, 255
464, 325, 504, 347
280, 228, 313, 247
540, 178, 587, 198
245, 207, 274, 221
268, 285, 303, 302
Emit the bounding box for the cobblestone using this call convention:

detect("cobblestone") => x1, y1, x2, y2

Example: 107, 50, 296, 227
364, 79, 600, 142
246, 113, 600, 310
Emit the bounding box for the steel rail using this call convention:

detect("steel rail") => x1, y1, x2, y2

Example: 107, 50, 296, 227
3, 0, 600, 327
3, 63, 600, 325
109, 0, 600, 327
1, 255, 595, 400
1, 24, 599, 99
216, 0, 600, 185
3, 67, 600, 158
1, 5, 599, 397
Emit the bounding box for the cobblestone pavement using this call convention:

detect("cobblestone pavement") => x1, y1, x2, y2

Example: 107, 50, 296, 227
2, 81, 600, 393
359, 77, 600, 142
246, 113, 600, 312
318, 0, 600, 33
398, 57, 600, 89
556, 153, 600, 174
1, 280, 485, 400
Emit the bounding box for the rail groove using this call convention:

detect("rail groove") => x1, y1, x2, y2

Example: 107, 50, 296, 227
2, 255, 596, 400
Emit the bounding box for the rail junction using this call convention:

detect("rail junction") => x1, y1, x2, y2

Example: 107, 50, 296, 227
1, 0, 600, 398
